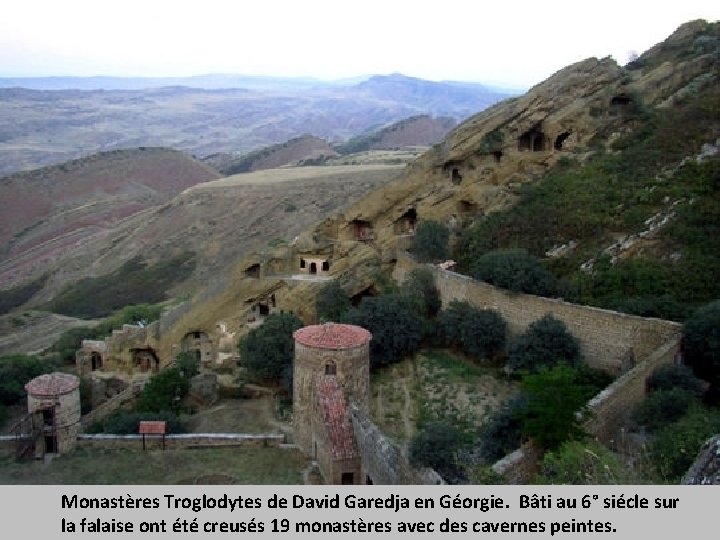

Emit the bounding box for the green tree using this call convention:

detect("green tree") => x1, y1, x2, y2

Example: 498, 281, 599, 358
632, 388, 698, 432
409, 421, 467, 483
239, 313, 303, 383
518, 364, 603, 450
438, 300, 506, 361
135, 368, 190, 414
683, 299, 720, 402
646, 363, 705, 397
175, 351, 200, 379
315, 281, 351, 322
470, 248, 557, 296
0, 354, 58, 406
341, 295, 424, 368
400, 267, 441, 318
476, 395, 526, 462
507, 314, 581, 374
411, 220, 449, 262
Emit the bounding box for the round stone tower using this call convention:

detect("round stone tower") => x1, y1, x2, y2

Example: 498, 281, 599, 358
25, 372, 81, 455
292, 322, 371, 454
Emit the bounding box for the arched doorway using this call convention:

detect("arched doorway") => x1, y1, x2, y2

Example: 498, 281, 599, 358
90, 351, 102, 371
310, 262, 318, 275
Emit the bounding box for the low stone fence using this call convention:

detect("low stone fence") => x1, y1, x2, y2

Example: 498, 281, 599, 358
76, 432, 285, 450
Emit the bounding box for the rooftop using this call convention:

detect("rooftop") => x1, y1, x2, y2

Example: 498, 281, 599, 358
294, 322, 371, 350
25, 372, 80, 396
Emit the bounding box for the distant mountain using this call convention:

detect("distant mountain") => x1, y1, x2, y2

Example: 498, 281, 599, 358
0, 74, 513, 175
352, 74, 511, 117
336, 115, 457, 154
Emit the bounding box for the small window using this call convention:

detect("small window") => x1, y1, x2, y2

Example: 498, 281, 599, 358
300, 258, 306, 269
325, 363, 336, 375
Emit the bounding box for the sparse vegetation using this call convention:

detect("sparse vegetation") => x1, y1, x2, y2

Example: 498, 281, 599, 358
46, 254, 195, 319
535, 440, 636, 484
455, 87, 720, 321
409, 421, 468, 484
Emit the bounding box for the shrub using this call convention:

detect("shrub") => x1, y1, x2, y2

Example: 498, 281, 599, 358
409, 421, 467, 484
411, 220, 449, 262
438, 300, 506, 361
476, 395, 526, 462
518, 364, 605, 450
507, 314, 581, 374
650, 405, 720, 481
400, 267, 441, 318
135, 368, 190, 414
631, 388, 698, 432
0, 354, 58, 406
341, 294, 424, 368
646, 364, 705, 397
470, 248, 557, 296
536, 440, 635, 484
315, 281, 351, 322
239, 313, 303, 383
175, 351, 200, 379
683, 299, 720, 402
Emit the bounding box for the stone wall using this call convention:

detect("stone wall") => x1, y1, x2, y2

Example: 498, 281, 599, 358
80, 378, 147, 429
350, 405, 442, 485
394, 254, 682, 375
76, 433, 285, 450
585, 337, 681, 445
491, 442, 542, 484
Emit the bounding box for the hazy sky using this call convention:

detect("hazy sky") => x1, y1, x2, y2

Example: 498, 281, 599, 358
1, 0, 718, 88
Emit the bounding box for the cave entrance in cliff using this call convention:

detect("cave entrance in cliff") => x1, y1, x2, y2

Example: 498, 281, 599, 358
322, 261, 330, 272
554, 131, 571, 150
90, 352, 102, 371
350, 220, 374, 242
611, 94, 632, 106
518, 126, 546, 151
244, 263, 261, 279
300, 258, 306, 270
458, 200, 478, 214
394, 208, 418, 235
351, 285, 378, 307
132, 348, 160, 373
451, 168, 462, 185
492, 150, 503, 163
309, 262, 318, 275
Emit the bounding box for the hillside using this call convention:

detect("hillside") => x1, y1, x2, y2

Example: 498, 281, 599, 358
0, 148, 219, 274
336, 115, 457, 154
0, 162, 403, 318
0, 77, 512, 175
209, 135, 338, 175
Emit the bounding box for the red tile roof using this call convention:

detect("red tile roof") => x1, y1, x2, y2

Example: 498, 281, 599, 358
25, 372, 79, 396
294, 323, 371, 350
139, 421, 167, 435
315, 376, 358, 460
